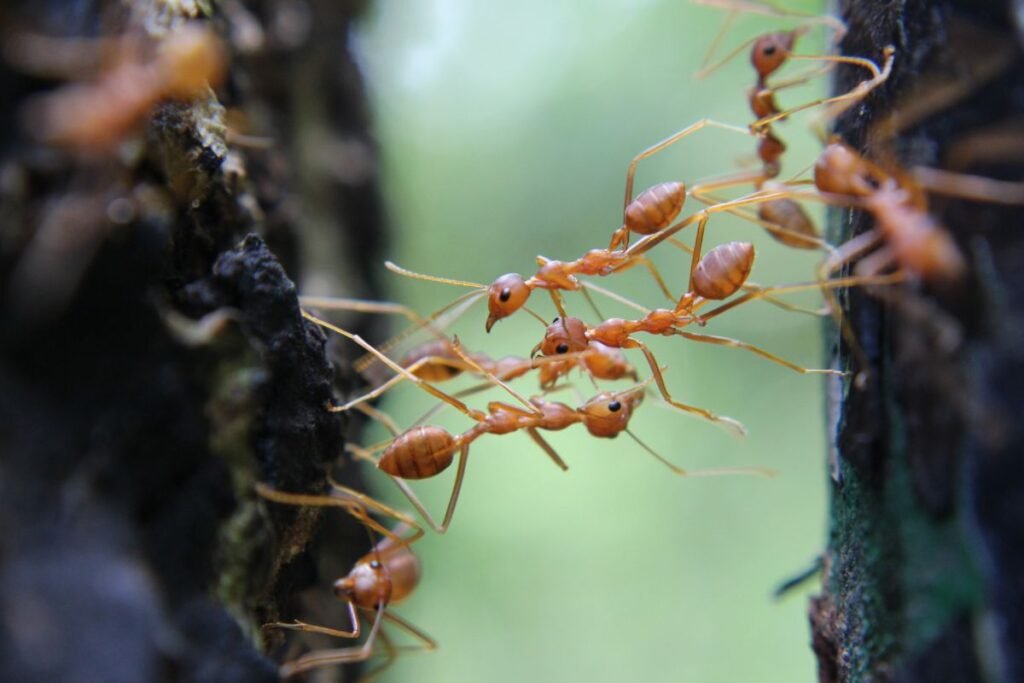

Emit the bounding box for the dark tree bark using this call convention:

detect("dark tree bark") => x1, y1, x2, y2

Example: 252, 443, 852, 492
815, 1, 1024, 681
0, 1, 383, 681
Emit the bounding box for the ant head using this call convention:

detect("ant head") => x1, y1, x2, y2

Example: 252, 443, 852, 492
536, 317, 589, 357
337, 557, 393, 609
814, 142, 881, 196
750, 31, 796, 80
580, 389, 642, 438
486, 273, 530, 332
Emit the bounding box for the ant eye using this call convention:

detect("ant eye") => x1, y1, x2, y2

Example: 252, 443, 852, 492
552, 317, 559, 323
500, 288, 511, 302
763, 45, 777, 56
556, 343, 569, 354
608, 400, 621, 412
369, 560, 381, 569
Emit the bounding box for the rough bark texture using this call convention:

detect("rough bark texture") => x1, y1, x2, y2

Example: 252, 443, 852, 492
817, 1, 1024, 681
0, 1, 384, 681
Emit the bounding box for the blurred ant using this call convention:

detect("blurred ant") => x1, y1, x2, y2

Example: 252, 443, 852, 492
255, 486, 434, 679
17, 23, 226, 153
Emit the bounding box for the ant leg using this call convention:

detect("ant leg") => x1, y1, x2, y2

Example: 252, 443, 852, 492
300, 296, 430, 328
624, 429, 774, 478
254, 483, 414, 545
623, 118, 754, 213
303, 311, 486, 421
814, 46, 896, 125
673, 330, 845, 376
279, 604, 386, 678
360, 628, 398, 683
332, 355, 474, 413
264, 601, 360, 641
352, 399, 405, 437
385, 444, 470, 535
547, 289, 569, 318
579, 286, 607, 320
360, 618, 437, 682
625, 339, 747, 437
324, 477, 425, 544
910, 167, 1024, 205
687, 214, 710, 292
525, 427, 570, 471
689, 271, 906, 324
750, 51, 893, 131
382, 610, 438, 650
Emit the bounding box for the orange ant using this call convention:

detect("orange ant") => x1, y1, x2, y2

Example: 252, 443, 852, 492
256, 485, 434, 679
303, 311, 770, 532
19, 23, 227, 154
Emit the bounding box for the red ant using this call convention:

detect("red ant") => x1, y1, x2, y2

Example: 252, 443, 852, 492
255, 486, 434, 679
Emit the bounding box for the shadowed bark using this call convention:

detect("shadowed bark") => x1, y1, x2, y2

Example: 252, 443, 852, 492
0, 1, 385, 681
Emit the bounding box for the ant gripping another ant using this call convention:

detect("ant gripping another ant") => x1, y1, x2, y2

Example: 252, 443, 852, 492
256, 484, 435, 680
304, 311, 771, 534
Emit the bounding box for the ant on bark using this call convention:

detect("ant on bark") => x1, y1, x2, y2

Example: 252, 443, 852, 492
255, 486, 434, 679
305, 311, 770, 533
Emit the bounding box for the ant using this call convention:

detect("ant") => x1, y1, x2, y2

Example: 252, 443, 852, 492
304, 312, 770, 532
255, 485, 434, 679
19, 23, 227, 153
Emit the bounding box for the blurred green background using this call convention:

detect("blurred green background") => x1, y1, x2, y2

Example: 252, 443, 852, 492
338, 1, 832, 681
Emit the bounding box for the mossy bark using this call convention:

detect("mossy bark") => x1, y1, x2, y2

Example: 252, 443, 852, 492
815, 1, 1024, 681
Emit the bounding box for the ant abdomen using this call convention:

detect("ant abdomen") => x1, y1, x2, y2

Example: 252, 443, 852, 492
691, 241, 755, 300
379, 426, 457, 479
757, 199, 820, 249
624, 181, 687, 236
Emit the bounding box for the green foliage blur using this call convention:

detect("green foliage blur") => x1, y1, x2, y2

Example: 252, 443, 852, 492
344, 1, 832, 680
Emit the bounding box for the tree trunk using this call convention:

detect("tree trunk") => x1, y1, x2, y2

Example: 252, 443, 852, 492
815, 1, 1024, 681
0, 1, 382, 681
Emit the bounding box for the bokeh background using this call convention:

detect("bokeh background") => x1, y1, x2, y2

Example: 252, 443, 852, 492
321, 1, 833, 680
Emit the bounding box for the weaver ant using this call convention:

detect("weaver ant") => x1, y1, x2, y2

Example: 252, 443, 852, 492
255, 484, 434, 680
